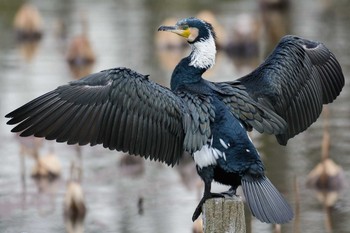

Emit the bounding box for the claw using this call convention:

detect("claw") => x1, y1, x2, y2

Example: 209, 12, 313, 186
220, 187, 237, 197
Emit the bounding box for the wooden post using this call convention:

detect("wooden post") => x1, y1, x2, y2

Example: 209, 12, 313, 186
202, 196, 246, 233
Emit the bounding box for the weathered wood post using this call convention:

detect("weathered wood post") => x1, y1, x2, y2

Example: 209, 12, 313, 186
202, 196, 246, 233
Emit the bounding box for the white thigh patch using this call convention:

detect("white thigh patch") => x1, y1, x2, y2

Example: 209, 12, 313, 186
193, 145, 226, 169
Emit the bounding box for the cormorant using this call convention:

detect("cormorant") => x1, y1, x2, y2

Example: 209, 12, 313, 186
6, 17, 344, 224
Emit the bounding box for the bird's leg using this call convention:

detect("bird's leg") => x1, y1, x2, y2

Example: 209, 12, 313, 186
192, 179, 213, 221
192, 166, 224, 221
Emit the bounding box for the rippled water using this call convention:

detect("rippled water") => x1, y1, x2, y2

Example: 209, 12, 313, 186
0, 0, 349, 232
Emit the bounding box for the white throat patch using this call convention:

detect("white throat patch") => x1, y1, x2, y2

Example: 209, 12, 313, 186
189, 35, 216, 69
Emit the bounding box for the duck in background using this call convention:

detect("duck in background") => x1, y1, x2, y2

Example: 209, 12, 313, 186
14, 3, 43, 41
13, 3, 44, 62
66, 12, 95, 79
225, 14, 261, 59
31, 152, 62, 179
16, 133, 61, 180
64, 162, 86, 233
306, 106, 346, 207
305, 106, 345, 233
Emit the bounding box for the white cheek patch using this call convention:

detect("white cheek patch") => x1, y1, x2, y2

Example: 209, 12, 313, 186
193, 144, 226, 169
188, 28, 199, 43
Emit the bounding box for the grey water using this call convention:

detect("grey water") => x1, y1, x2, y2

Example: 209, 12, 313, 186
0, 0, 349, 232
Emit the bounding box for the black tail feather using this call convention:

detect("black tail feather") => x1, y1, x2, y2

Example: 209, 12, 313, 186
241, 175, 293, 224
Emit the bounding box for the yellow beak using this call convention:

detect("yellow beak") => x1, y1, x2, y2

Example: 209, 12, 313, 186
158, 25, 191, 38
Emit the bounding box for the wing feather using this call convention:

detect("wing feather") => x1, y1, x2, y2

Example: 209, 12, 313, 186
224, 35, 344, 144
45, 103, 77, 140
6, 67, 186, 166
215, 82, 288, 134
34, 102, 75, 138
56, 105, 83, 143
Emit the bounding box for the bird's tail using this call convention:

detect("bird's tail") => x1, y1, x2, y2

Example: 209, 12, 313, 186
241, 174, 293, 224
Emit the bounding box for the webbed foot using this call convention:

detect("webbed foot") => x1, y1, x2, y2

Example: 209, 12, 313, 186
220, 187, 237, 197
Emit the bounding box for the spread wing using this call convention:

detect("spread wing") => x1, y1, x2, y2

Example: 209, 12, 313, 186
222, 35, 344, 145
6, 67, 186, 166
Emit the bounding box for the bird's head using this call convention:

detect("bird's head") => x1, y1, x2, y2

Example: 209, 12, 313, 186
158, 17, 217, 69
158, 17, 216, 44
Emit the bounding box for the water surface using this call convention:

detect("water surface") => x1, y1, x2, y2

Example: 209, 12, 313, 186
0, 0, 349, 232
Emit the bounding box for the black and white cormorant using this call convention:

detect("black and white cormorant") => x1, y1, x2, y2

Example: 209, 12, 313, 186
6, 17, 344, 224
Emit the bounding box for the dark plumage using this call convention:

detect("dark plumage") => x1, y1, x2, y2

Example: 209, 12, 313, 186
6, 17, 344, 224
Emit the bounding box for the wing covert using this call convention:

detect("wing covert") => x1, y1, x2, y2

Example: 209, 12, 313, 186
212, 82, 288, 135
6, 67, 186, 166
177, 92, 215, 154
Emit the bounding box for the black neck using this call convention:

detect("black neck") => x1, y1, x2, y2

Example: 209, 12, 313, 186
170, 56, 207, 91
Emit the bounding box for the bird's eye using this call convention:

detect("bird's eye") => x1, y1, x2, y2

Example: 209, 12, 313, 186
181, 25, 189, 30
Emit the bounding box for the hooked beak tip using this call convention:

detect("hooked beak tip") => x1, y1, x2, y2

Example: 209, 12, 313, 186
158, 25, 176, 32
